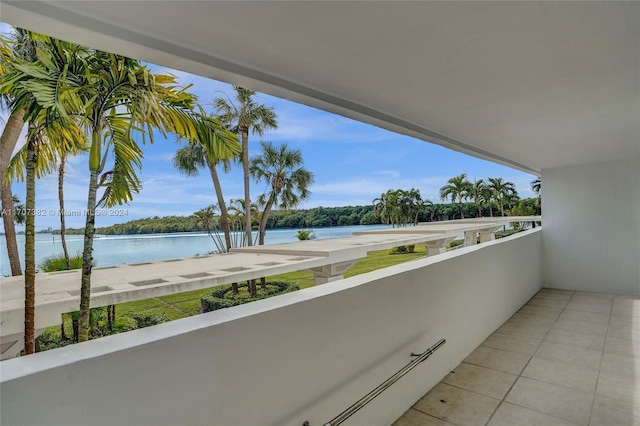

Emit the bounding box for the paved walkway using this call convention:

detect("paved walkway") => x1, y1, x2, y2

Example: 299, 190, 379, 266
393, 288, 640, 425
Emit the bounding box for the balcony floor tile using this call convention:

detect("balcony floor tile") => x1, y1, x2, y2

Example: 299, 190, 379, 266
442, 362, 518, 400
392, 408, 455, 426
481, 332, 542, 356
413, 382, 500, 426
521, 357, 598, 394
393, 288, 640, 426
487, 402, 579, 426
464, 346, 531, 375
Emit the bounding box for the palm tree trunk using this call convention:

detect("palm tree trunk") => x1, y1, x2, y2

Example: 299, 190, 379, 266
258, 199, 275, 246
60, 314, 67, 341
258, 200, 275, 290
241, 127, 252, 246
58, 154, 70, 269
459, 198, 464, 219
78, 169, 99, 342
206, 161, 232, 251
0, 109, 26, 276
1, 182, 21, 274
24, 133, 37, 355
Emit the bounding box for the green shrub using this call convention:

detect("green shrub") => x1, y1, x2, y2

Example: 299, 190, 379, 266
495, 229, 523, 239
36, 328, 75, 351
112, 317, 139, 333
296, 229, 316, 240
201, 281, 300, 313
448, 239, 464, 249
39, 252, 83, 272
406, 244, 415, 253
128, 313, 170, 328
390, 245, 409, 254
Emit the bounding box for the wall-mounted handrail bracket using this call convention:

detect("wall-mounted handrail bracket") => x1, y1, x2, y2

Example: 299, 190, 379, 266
304, 338, 446, 426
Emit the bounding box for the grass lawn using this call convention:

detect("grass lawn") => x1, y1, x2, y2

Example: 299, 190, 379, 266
115, 245, 428, 321
40, 245, 429, 346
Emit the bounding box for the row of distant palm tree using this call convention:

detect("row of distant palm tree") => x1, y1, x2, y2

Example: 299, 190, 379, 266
373, 188, 430, 227
0, 29, 240, 352
439, 174, 520, 219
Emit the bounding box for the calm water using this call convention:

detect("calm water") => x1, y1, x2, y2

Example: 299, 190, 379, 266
0, 224, 392, 276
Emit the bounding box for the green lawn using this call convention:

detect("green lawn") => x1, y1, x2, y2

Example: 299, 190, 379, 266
116, 245, 428, 320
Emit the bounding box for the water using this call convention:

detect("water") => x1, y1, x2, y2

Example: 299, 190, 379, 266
0, 224, 392, 276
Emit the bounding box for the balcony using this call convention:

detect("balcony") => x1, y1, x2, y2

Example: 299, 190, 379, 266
0, 218, 638, 426
394, 288, 640, 426
0, 2, 638, 425
1, 228, 544, 425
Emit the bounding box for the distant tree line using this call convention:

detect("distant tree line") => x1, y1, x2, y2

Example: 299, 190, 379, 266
57, 197, 539, 236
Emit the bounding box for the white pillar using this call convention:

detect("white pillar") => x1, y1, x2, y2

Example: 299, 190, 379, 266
309, 260, 357, 285
464, 231, 478, 246
478, 226, 500, 243
425, 237, 456, 256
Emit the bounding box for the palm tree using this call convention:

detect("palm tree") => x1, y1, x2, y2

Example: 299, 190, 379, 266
468, 179, 486, 217
440, 174, 471, 219
228, 197, 259, 247
214, 87, 277, 247
504, 190, 520, 212
72, 54, 238, 342
400, 188, 424, 226
1, 32, 87, 353
531, 177, 541, 207
480, 185, 495, 217
0, 28, 38, 276
250, 141, 314, 246
174, 141, 236, 252
373, 190, 401, 227
193, 205, 227, 251
487, 177, 517, 216
422, 198, 435, 222
228, 197, 260, 296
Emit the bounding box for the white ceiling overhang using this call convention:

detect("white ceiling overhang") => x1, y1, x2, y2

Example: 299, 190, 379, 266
3, 1, 639, 174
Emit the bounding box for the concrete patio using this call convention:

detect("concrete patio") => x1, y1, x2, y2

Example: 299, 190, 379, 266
394, 288, 640, 426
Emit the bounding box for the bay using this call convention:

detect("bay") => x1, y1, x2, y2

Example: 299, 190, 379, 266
0, 224, 392, 276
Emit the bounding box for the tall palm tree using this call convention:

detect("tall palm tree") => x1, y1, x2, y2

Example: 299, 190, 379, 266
468, 179, 486, 217
174, 141, 236, 252
440, 174, 471, 219
487, 177, 517, 216
0, 28, 38, 276
73, 54, 238, 342
250, 141, 314, 246
400, 188, 424, 226
1, 32, 87, 353
373, 189, 402, 227
214, 87, 277, 247
480, 185, 495, 217
423, 198, 435, 222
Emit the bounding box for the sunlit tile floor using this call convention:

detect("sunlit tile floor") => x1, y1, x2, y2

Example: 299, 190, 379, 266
393, 288, 640, 426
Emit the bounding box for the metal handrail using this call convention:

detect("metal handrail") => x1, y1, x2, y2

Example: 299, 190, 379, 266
304, 338, 446, 426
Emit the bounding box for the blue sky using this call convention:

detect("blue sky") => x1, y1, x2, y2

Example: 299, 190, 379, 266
1, 23, 536, 231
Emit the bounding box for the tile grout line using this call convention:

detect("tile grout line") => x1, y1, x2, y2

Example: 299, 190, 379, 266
485, 289, 581, 426
587, 293, 615, 426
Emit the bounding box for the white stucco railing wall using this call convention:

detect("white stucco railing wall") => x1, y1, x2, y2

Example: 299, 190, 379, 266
0, 229, 541, 426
